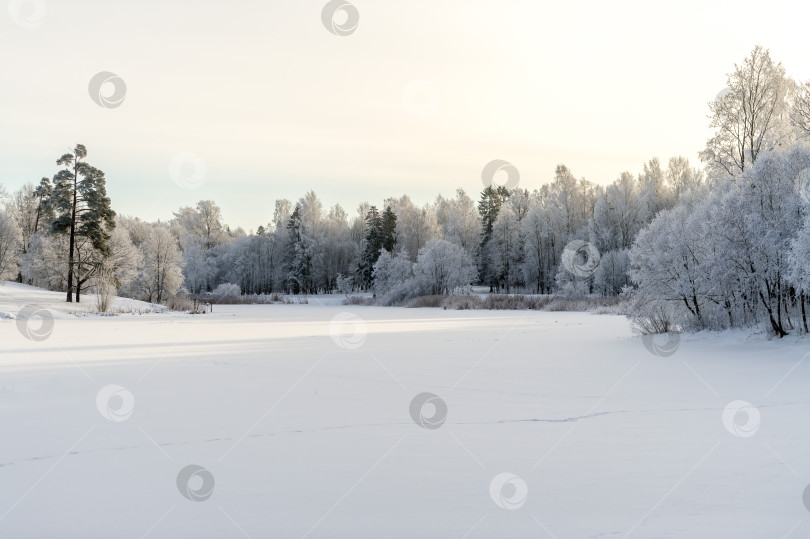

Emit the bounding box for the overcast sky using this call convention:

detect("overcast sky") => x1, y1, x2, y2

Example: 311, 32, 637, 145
1, 0, 808, 231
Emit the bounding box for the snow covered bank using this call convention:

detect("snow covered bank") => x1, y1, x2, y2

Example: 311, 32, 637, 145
0, 281, 166, 320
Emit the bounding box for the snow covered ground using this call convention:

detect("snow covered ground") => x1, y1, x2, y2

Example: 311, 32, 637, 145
2, 283, 810, 538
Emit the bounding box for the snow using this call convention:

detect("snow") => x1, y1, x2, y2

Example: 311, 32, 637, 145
2, 284, 810, 538
0, 281, 166, 319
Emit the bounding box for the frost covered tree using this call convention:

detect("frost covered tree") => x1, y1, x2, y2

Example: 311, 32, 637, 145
4, 182, 39, 282
789, 214, 810, 333
320, 204, 356, 292
413, 239, 477, 296
222, 234, 274, 294
630, 143, 810, 336
386, 195, 435, 261
701, 46, 792, 178
592, 249, 630, 297
103, 227, 141, 294
549, 164, 589, 239
173, 200, 231, 293
25, 233, 69, 291
372, 249, 414, 304
0, 209, 22, 280
181, 243, 213, 294
638, 157, 673, 218
591, 172, 646, 252
665, 156, 703, 199
628, 203, 711, 330
488, 203, 523, 292
139, 226, 185, 303
792, 80, 810, 138
521, 205, 556, 294
435, 188, 479, 254
175, 200, 224, 250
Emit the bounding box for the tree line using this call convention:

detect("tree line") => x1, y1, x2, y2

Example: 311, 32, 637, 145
2, 46, 810, 336
0, 151, 701, 306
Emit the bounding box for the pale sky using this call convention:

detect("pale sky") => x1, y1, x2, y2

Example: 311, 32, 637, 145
1, 0, 809, 231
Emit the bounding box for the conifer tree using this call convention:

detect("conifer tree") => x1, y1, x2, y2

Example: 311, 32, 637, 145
47, 144, 115, 302
380, 205, 397, 252
285, 205, 313, 293
357, 206, 383, 289
477, 186, 510, 290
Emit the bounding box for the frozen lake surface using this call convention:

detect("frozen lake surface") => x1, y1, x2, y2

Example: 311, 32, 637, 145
2, 283, 810, 538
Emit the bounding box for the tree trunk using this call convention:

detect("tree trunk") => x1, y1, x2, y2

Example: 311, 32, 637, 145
759, 289, 787, 337
66, 165, 78, 303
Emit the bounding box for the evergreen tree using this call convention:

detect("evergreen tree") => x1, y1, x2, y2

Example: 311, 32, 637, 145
477, 186, 510, 241
357, 206, 383, 289
380, 205, 397, 252
285, 205, 313, 293
47, 144, 115, 302
33, 177, 54, 234
477, 186, 510, 291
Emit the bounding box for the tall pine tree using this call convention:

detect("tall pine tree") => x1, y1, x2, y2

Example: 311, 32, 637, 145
357, 206, 383, 289
33, 177, 54, 234
48, 144, 115, 302
477, 186, 510, 291
380, 206, 397, 252
285, 205, 314, 294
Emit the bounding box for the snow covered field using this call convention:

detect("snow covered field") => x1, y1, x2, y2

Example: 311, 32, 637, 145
2, 284, 810, 538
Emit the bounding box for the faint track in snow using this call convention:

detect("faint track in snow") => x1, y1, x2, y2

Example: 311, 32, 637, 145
3, 401, 809, 468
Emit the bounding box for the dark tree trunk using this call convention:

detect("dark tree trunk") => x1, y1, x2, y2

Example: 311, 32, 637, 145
66, 164, 78, 303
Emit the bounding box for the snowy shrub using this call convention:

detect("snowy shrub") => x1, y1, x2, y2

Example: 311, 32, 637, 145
442, 295, 484, 310
336, 273, 354, 296
482, 295, 551, 310
629, 301, 677, 335
95, 265, 116, 314
163, 295, 209, 314
344, 295, 376, 306
213, 282, 241, 297
406, 295, 445, 308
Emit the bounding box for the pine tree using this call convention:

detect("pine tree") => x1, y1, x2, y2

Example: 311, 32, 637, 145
47, 144, 115, 302
477, 186, 510, 241
357, 206, 383, 289
285, 205, 313, 293
477, 186, 510, 291
380, 205, 397, 252
33, 177, 54, 234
